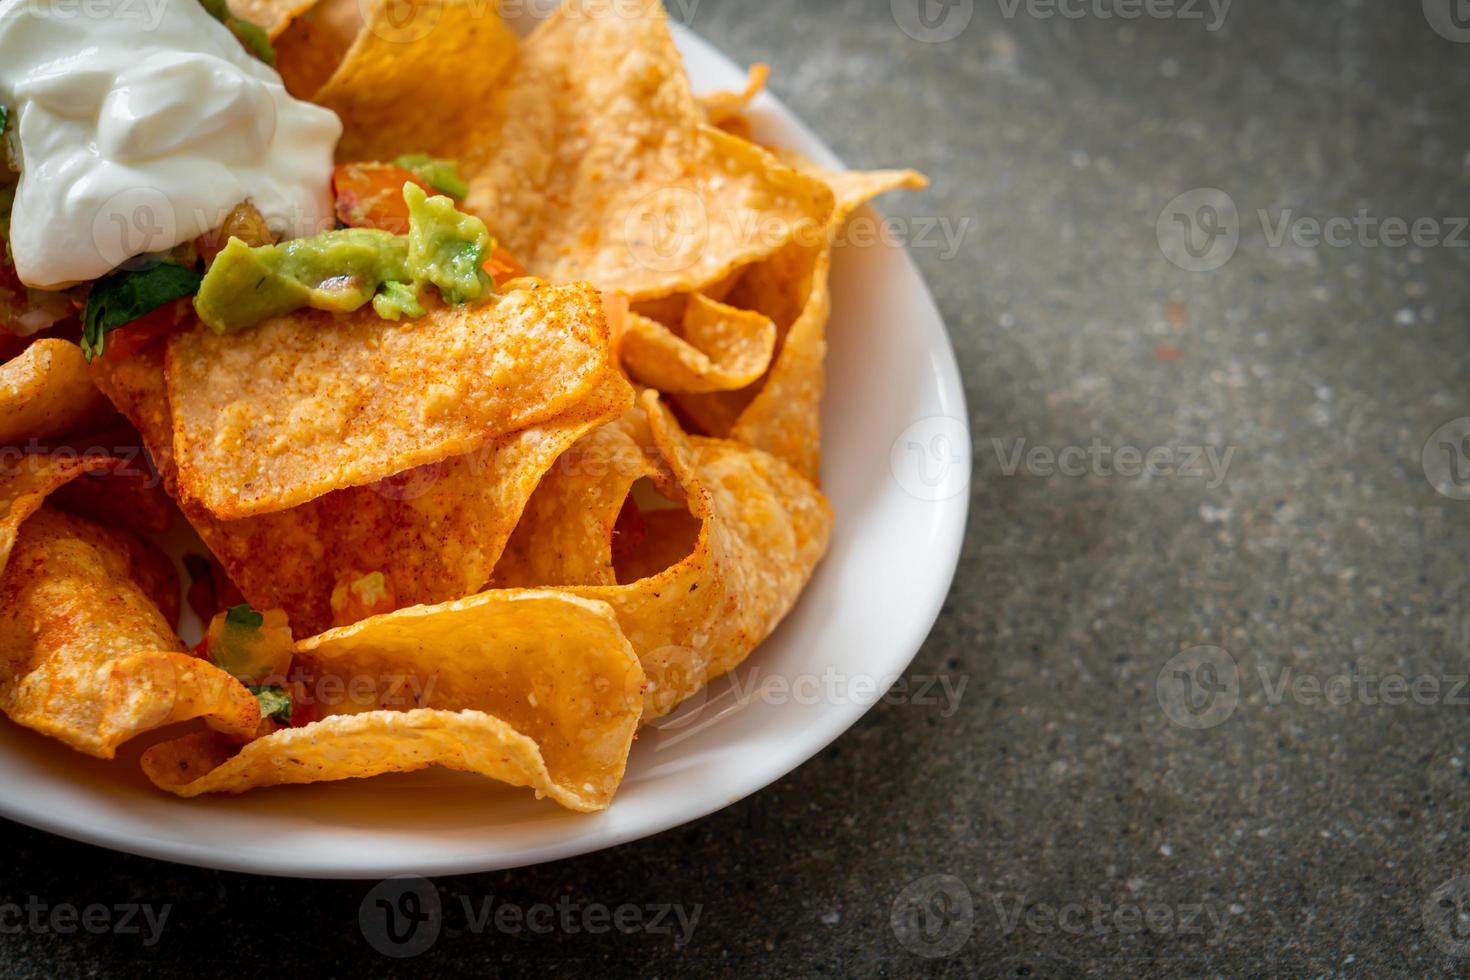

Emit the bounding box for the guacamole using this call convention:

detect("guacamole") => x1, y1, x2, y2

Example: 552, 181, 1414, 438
194, 183, 495, 333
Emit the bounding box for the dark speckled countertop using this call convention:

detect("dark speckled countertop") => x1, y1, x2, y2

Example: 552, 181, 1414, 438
4, 0, 1470, 976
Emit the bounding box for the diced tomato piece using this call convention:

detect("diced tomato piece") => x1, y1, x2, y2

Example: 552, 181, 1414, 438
484, 243, 526, 283
332, 163, 427, 235
95, 298, 191, 363
329, 569, 397, 628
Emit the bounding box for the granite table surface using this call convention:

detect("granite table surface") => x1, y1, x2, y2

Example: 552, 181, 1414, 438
4, 0, 1469, 976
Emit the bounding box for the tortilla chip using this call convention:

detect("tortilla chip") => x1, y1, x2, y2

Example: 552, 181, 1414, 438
0, 452, 116, 565
94, 341, 631, 636
502, 392, 832, 720
676, 167, 928, 481
144, 590, 645, 810
0, 340, 110, 445
272, 0, 365, 99
49, 463, 173, 537
621, 293, 776, 395
315, 0, 518, 161
699, 63, 770, 125
318, 0, 834, 300
166, 281, 618, 519
0, 507, 259, 758
493, 407, 663, 588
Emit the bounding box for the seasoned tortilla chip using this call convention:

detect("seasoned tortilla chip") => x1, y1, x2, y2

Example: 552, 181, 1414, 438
0, 452, 118, 565
145, 710, 609, 809
272, 0, 364, 98
0, 507, 258, 758
320, 0, 834, 300
503, 392, 832, 720
145, 590, 644, 810
621, 294, 776, 395
676, 167, 928, 481
494, 407, 663, 588
94, 340, 631, 635
0, 340, 109, 445
699, 63, 770, 125
166, 281, 617, 519
315, 0, 518, 161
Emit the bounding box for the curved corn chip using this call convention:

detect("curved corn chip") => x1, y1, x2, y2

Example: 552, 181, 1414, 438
507, 392, 832, 720
494, 407, 662, 589
145, 590, 645, 810
93, 341, 632, 635
676, 166, 929, 481
699, 63, 770, 125
144, 709, 608, 809
166, 282, 618, 519
0, 340, 109, 446
315, 0, 518, 161
0, 452, 118, 568
621, 294, 776, 395
0, 507, 259, 758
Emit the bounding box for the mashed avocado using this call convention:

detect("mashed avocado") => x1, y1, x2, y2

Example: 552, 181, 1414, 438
194, 183, 495, 333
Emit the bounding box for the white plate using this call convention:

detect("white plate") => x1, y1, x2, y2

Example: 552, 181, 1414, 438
0, 25, 970, 878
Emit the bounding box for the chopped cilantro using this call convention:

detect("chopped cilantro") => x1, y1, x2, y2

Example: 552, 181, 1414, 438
247, 685, 293, 724
225, 603, 264, 629
197, 0, 276, 66
81, 263, 202, 362
0, 105, 7, 138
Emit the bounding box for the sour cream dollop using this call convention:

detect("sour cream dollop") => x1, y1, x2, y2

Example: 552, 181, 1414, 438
0, 0, 342, 289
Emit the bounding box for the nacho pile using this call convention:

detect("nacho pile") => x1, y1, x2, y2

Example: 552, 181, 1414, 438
0, 0, 925, 811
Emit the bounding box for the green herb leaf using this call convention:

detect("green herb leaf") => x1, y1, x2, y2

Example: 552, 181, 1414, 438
0, 105, 8, 138
225, 603, 264, 629
81, 263, 201, 362
247, 685, 293, 724
393, 154, 469, 200
197, 0, 276, 66
229, 20, 276, 66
